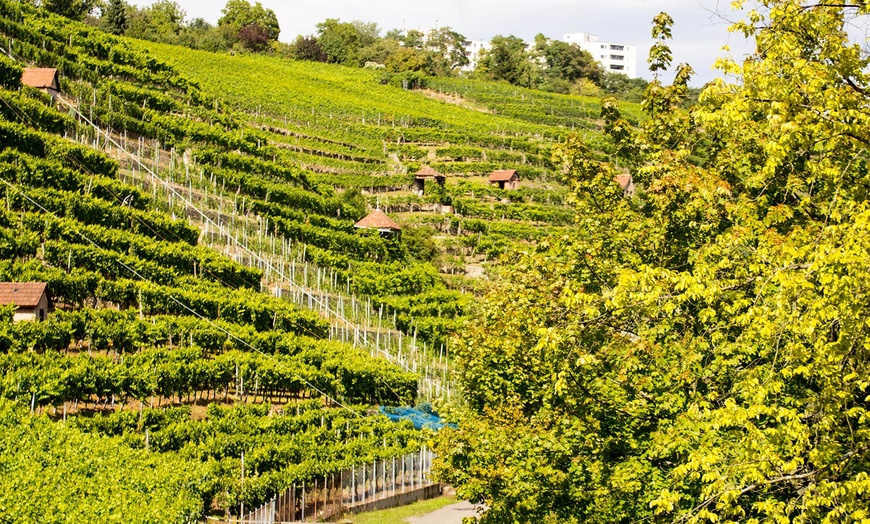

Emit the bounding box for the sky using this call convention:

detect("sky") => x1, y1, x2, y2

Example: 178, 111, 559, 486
131, 0, 759, 85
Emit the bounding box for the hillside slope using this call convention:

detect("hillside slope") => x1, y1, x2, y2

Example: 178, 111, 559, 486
0, 2, 645, 520
0, 3, 430, 521
142, 41, 638, 341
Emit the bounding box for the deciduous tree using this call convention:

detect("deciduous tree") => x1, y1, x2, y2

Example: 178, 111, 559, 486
477, 35, 539, 88
42, 0, 95, 20
290, 35, 327, 62
535, 35, 603, 85
218, 0, 279, 47
238, 23, 269, 51
125, 0, 185, 42
436, 3, 870, 523
316, 18, 361, 65
426, 27, 469, 76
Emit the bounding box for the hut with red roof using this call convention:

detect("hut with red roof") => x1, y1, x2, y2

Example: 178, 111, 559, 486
615, 174, 636, 197
354, 209, 401, 238
20, 68, 60, 99
488, 169, 520, 190
0, 282, 53, 323
413, 166, 445, 195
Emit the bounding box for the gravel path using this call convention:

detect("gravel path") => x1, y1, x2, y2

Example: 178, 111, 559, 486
410, 501, 481, 524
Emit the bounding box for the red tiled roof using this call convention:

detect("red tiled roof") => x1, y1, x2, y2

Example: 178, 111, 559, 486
354, 209, 401, 231
488, 169, 518, 182
615, 174, 632, 189
415, 166, 443, 179
0, 282, 49, 308
21, 68, 59, 90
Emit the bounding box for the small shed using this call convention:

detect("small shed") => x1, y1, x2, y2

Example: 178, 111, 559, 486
354, 209, 402, 238
21, 68, 60, 99
0, 282, 53, 323
413, 166, 445, 195
615, 174, 636, 197
488, 169, 520, 190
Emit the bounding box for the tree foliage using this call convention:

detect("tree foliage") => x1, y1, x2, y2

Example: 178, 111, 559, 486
238, 22, 270, 51
218, 0, 280, 45
477, 34, 604, 93
95, 0, 278, 53
477, 35, 538, 88
290, 35, 327, 62
125, 0, 185, 42
101, 0, 127, 35
316, 18, 367, 65
436, 3, 870, 523
599, 71, 648, 102
535, 34, 603, 85
425, 27, 470, 75
42, 0, 95, 20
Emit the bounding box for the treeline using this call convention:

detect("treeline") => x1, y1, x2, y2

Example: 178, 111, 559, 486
285, 21, 652, 99
46, 0, 655, 98
40, 0, 282, 52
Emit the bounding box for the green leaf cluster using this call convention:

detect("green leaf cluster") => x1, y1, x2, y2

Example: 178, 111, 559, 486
437, 3, 870, 523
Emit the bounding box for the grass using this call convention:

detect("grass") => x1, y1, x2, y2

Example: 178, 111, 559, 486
344, 496, 458, 524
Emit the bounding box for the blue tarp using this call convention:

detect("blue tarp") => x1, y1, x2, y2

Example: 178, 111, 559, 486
379, 403, 456, 431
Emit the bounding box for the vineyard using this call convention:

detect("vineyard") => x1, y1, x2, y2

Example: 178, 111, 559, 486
0, 1, 630, 521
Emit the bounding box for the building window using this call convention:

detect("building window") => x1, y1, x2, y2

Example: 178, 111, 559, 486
610, 55, 624, 61
610, 64, 624, 70
610, 44, 624, 51
601, 55, 605, 58
600, 44, 605, 48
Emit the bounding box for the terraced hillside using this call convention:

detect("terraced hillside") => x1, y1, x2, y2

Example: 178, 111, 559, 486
0, 2, 643, 521
143, 41, 640, 332
0, 3, 434, 522
0, 2, 465, 355
146, 42, 638, 184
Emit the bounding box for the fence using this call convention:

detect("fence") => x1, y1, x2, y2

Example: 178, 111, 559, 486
220, 446, 435, 524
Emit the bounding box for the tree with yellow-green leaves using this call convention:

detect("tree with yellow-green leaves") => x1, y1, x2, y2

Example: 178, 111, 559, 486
435, 2, 870, 523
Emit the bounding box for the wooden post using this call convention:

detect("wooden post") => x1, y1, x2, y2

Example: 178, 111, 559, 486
240, 451, 245, 518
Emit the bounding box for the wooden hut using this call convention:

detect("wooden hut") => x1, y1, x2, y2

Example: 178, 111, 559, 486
488, 169, 520, 190
20, 68, 60, 99
0, 282, 53, 323
615, 174, 636, 197
354, 209, 401, 238
413, 166, 445, 195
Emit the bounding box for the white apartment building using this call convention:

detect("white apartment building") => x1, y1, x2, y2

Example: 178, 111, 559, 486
563, 33, 638, 78
460, 40, 492, 72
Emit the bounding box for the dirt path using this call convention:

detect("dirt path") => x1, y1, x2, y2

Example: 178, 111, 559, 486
418, 89, 492, 114
409, 501, 481, 524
